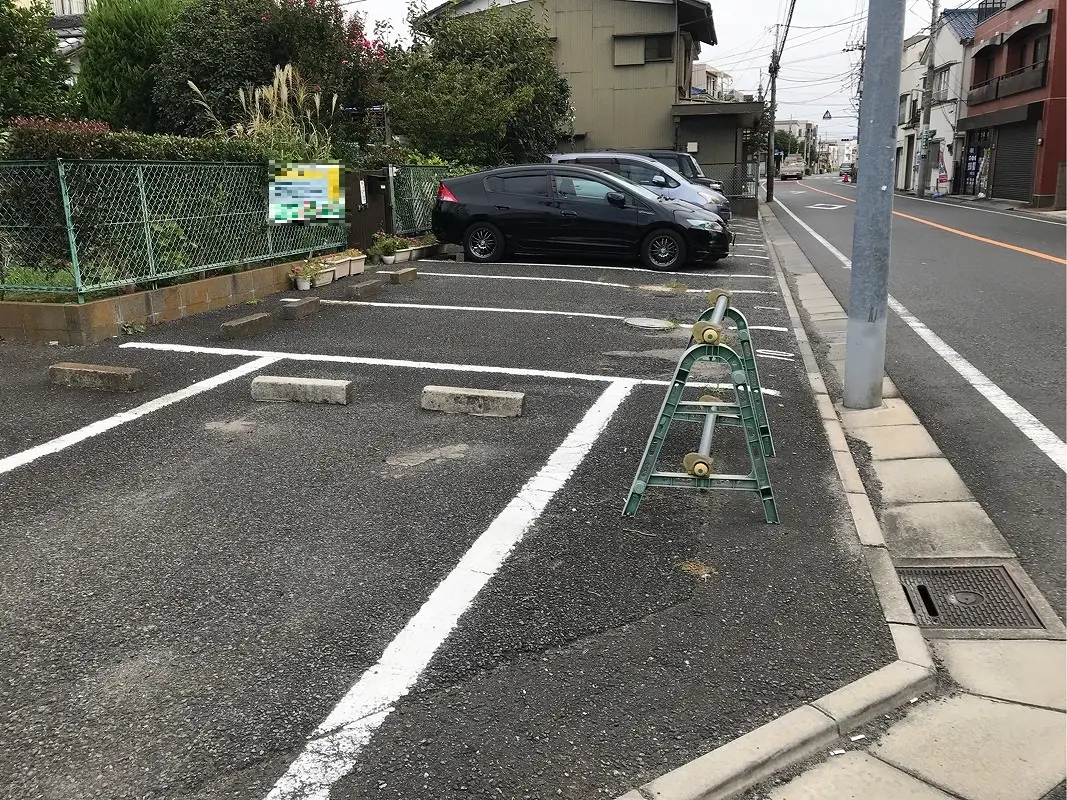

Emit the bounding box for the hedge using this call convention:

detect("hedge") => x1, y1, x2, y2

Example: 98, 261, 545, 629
2, 117, 268, 162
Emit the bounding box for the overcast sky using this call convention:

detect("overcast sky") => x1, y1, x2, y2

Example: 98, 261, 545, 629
353, 0, 931, 141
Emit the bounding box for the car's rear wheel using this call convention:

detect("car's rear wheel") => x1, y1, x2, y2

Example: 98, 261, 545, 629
464, 222, 504, 263
641, 229, 686, 271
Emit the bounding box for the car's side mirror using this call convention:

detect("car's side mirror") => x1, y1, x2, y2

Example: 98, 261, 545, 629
606, 191, 626, 207
652, 174, 667, 186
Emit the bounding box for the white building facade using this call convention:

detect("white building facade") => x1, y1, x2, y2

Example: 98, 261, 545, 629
895, 8, 978, 195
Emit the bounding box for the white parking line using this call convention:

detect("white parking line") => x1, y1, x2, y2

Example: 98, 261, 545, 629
0, 356, 280, 476
322, 300, 627, 320
264, 381, 635, 800
118, 342, 782, 396
773, 195, 1067, 472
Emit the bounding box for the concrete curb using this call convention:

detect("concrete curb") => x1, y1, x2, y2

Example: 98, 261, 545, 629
250, 376, 353, 405
612, 202, 935, 800
48, 362, 145, 392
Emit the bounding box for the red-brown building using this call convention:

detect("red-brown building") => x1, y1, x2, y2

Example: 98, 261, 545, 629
959, 0, 1065, 207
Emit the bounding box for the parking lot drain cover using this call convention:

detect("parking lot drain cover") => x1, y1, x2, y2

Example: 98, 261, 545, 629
624, 317, 676, 331
897, 566, 1042, 629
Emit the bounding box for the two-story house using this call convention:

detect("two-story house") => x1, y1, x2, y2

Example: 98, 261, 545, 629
15, 0, 89, 78
959, 0, 1064, 207
422, 0, 763, 171
894, 8, 978, 194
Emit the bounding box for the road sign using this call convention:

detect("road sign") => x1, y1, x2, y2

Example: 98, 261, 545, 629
822, 110, 832, 120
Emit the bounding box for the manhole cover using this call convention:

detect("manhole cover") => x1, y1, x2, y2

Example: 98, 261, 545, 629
623, 317, 676, 331
898, 566, 1043, 629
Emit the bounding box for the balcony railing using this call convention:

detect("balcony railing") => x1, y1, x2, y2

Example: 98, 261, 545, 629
976, 0, 1005, 24
903, 112, 921, 129
998, 61, 1047, 97
967, 78, 999, 105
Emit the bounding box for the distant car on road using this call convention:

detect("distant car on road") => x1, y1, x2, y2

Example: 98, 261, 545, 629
839, 162, 855, 177
547, 152, 732, 224
432, 164, 733, 271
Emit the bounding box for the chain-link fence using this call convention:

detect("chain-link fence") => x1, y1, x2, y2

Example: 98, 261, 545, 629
0, 160, 346, 298
389, 164, 454, 236
698, 162, 761, 198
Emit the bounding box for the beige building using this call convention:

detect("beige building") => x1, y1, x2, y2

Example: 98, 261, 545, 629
424, 0, 762, 168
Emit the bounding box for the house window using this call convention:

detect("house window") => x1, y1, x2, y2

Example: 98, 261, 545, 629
1033, 35, 1050, 65
898, 94, 908, 125
933, 67, 951, 102
644, 34, 674, 62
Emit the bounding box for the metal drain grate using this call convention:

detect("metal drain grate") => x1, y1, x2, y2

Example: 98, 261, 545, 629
898, 566, 1043, 629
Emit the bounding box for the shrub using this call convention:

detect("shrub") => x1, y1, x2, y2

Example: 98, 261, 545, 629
78, 0, 186, 133
191, 64, 336, 163
0, 0, 73, 122
3, 117, 268, 162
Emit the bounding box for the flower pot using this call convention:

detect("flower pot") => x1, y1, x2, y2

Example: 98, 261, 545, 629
328, 256, 351, 279
350, 255, 367, 275
312, 268, 335, 287
295, 277, 312, 291
394, 248, 413, 263
382, 254, 396, 265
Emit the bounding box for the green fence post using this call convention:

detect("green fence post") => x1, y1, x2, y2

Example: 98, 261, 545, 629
136, 164, 158, 289
56, 159, 84, 303
387, 164, 398, 234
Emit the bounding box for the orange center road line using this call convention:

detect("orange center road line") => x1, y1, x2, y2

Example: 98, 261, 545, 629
801, 182, 1067, 265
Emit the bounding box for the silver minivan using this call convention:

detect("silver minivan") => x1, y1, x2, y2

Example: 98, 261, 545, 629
548, 152, 732, 224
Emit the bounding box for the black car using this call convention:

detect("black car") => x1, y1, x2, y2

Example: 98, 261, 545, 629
432, 165, 732, 271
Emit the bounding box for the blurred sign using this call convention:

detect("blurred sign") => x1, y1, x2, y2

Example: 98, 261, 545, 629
822, 110, 831, 119
270, 162, 344, 223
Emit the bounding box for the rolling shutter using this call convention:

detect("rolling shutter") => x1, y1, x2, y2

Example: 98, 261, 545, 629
991, 122, 1037, 202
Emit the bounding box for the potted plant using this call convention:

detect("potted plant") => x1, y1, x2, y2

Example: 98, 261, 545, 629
289, 260, 321, 291
379, 238, 397, 265
393, 237, 414, 262
312, 259, 335, 286
348, 248, 367, 275
325, 250, 353, 279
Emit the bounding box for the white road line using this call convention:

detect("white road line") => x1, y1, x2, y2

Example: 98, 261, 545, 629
118, 342, 782, 396
772, 198, 852, 269
264, 381, 635, 800
416, 260, 768, 279
0, 357, 280, 476
898, 194, 1067, 226
736, 244, 766, 249
412, 271, 773, 290
684, 288, 776, 295
750, 325, 789, 332
754, 305, 783, 312
322, 300, 627, 320
774, 196, 1067, 472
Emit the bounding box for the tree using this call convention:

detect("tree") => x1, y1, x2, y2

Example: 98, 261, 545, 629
774, 129, 802, 155
389, 4, 570, 165
78, 0, 185, 133
0, 0, 72, 123
153, 0, 277, 135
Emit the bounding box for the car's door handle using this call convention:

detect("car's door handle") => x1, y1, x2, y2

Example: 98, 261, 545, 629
561, 210, 577, 217
495, 204, 511, 210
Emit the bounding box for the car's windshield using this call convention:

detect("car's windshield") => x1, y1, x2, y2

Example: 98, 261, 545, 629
655, 154, 703, 180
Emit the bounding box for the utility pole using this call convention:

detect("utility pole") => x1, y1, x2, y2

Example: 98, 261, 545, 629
916, 0, 941, 198
765, 25, 781, 202
843, 0, 907, 409
844, 40, 866, 179
764, 0, 798, 202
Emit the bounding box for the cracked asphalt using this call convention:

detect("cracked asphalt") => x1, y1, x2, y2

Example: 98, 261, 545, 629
1, 224, 894, 800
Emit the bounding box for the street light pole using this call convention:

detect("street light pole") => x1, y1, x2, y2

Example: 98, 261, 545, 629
842, 0, 907, 410
916, 0, 941, 199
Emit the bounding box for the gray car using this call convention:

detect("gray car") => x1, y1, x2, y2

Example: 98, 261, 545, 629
548, 152, 732, 224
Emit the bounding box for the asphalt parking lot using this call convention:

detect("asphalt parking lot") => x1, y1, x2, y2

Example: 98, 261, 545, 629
0, 219, 895, 800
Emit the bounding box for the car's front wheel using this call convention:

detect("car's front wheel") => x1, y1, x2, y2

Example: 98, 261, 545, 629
464, 222, 505, 263
641, 229, 686, 271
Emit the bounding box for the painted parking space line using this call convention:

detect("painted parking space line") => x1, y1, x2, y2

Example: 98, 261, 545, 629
264, 380, 635, 800
408, 272, 779, 295
118, 342, 782, 396
801, 183, 1067, 265
773, 195, 1067, 472
0, 356, 280, 476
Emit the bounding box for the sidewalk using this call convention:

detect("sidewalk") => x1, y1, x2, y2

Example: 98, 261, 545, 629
752, 202, 1066, 800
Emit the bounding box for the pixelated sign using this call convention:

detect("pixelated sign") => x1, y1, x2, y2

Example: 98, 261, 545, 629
269, 162, 344, 223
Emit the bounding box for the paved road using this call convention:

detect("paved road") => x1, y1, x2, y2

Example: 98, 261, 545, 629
771, 175, 1067, 614
0, 233, 895, 800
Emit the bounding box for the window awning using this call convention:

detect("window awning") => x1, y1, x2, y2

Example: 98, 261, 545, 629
678, 0, 716, 46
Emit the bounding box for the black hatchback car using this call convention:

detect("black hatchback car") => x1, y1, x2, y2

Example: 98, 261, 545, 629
432, 164, 732, 271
